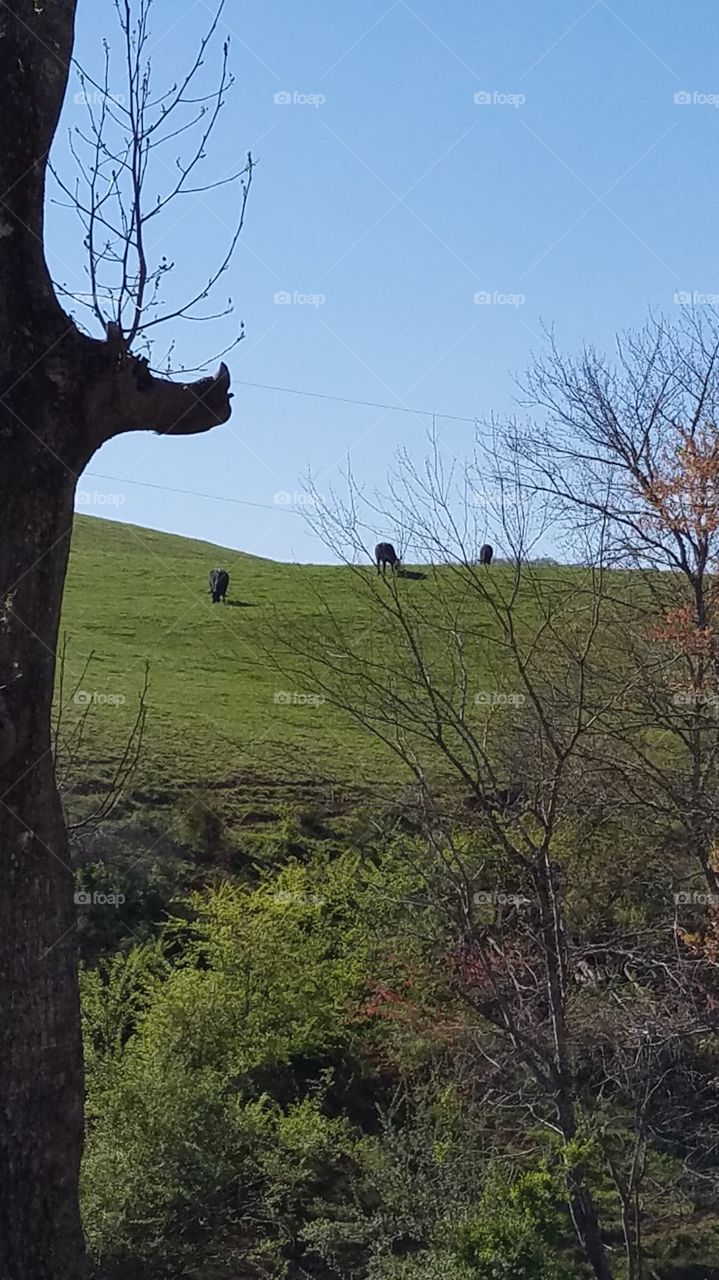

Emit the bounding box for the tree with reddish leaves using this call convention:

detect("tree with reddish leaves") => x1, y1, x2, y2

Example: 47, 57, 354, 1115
511, 314, 719, 896
0, 3, 249, 1274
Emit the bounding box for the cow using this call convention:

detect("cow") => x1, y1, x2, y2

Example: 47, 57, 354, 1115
479, 543, 494, 567
464, 783, 524, 817
375, 542, 400, 575
209, 568, 229, 603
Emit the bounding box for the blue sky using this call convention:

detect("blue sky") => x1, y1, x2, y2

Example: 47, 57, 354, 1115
50, 0, 719, 561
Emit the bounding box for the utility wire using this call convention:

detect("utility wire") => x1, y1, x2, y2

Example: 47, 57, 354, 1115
82, 377, 486, 511
83, 473, 298, 514
233, 378, 482, 425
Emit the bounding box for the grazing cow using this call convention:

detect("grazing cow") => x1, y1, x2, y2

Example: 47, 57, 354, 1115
209, 568, 229, 603
375, 542, 400, 575
465, 783, 524, 817
479, 543, 494, 567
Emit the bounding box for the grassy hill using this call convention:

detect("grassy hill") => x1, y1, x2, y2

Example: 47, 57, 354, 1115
59, 516, 416, 807
67, 521, 719, 1280
59, 516, 609, 828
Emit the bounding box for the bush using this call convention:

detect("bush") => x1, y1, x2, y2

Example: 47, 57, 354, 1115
456, 1168, 577, 1280
82, 861, 368, 1277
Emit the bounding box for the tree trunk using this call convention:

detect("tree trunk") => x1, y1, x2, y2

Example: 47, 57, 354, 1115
554, 1094, 614, 1280
0, 5, 237, 1272
0, 443, 85, 1277
534, 861, 615, 1280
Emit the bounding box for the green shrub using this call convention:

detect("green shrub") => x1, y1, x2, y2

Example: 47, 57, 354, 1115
82, 860, 367, 1276
456, 1168, 577, 1280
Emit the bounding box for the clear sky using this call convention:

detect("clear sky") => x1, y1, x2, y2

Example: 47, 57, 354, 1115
50, 0, 719, 562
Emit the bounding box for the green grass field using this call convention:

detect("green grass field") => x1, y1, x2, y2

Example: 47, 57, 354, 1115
59, 515, 624, 825
59, 515, 420, 801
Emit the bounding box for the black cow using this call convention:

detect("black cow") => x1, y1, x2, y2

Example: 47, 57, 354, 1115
479, 543, 494, 567
209, 568, 229, 603
465, 783, 524, 816
375, 542, 400, 575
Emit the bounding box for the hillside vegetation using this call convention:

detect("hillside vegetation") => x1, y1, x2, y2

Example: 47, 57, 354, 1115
60, 514, 564, 798
61, 515, 416, 788
65, 513, 719, 1280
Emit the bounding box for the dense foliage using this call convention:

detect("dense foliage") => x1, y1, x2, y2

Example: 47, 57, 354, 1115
80, 810, 719, 1279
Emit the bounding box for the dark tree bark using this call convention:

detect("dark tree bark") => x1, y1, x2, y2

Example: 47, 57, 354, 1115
0, 4, 235, 1275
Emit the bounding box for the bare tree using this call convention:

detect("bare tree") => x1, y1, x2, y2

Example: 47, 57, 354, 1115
506, 312, 719, 896
0, 2, 251, 1274
266, 467, 630, 1278
51, 0, 252, 363
268, 434, 719, 1278
54, 640, 150, 831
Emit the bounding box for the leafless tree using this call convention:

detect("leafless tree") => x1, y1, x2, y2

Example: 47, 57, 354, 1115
52, 0, 252, 364
504, 312, 719, 897
268, 428, 719, 1278
266, 463, 625, 1277
54, 639, 150, 831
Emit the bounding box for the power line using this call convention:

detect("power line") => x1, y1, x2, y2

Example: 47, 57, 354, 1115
82, 378, 487, 512
233, 378, 482, 425
83, 473, 302, 514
